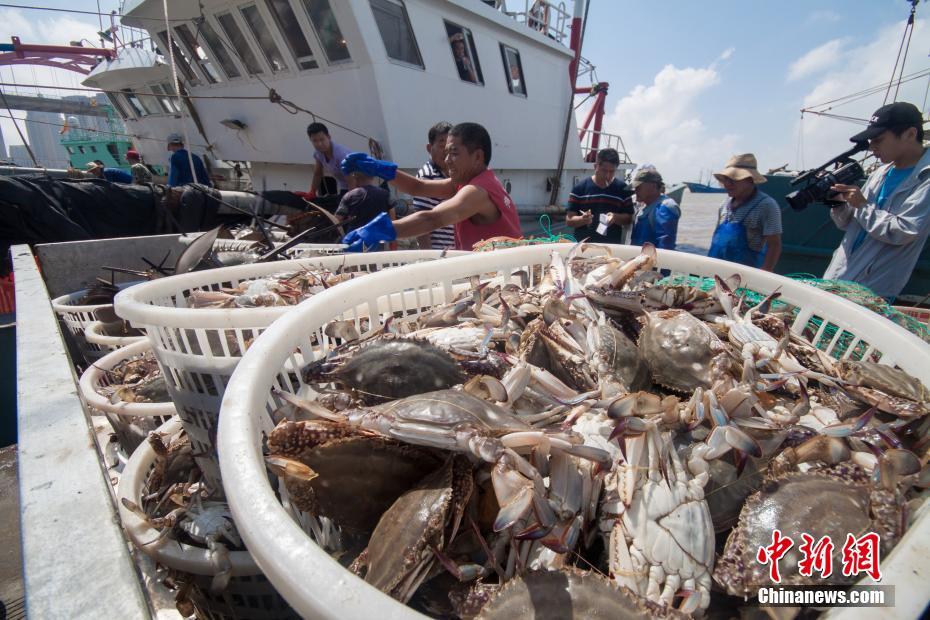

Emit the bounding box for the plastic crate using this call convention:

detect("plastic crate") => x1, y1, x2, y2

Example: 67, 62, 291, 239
113, 251, 464, 491
117, 417, 298, 620
84, 320, 148, 351
216, 244, 930, 620
894, 305, 930, 325
78, 340, 175, 455
51, 282, 141, 363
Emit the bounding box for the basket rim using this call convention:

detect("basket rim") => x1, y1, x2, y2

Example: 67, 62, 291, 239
116, 417, 259, 576
84, 320, 148, 347
52, 281, 142, 314
216, 243, 930, 618
78, 339, 176, 417
114, 250, 464, 329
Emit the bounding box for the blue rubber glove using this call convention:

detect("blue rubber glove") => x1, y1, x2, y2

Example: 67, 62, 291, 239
342, 212, 397, 252
340, 152, 398, 181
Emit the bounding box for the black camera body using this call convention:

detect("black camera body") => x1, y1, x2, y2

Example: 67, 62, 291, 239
785, 142, 869, 211
785, 161, 865, 211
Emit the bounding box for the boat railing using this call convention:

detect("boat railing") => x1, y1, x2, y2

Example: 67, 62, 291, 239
578, 129, 632, 164
499, 0, 573, 46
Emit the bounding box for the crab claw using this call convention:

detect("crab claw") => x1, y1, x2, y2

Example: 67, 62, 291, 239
491, 464, 535, 532
878, 448, 921, 491
821, 406, 876, 437
608, 416, 648, 443
538, 515, 582, 554
264, 455, 319, 482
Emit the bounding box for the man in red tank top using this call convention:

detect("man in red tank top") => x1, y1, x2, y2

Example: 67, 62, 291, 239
339, 122, 522, 251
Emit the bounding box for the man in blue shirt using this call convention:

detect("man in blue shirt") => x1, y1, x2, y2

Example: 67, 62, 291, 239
630, 168, 680, 249
85, 160, 132, 184
825, 101, 930, 299
565, 148, 634, 244
166, 133, 211, 187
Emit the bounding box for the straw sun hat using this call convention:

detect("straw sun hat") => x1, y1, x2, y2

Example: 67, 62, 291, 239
713, 153, 767, 185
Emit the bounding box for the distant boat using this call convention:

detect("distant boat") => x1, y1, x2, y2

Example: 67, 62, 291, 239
684, 181, 727, 194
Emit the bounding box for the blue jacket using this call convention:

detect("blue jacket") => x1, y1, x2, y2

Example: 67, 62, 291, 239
631, 195, 681, 249
168, 149, 210, 187
102, 168, 132, 184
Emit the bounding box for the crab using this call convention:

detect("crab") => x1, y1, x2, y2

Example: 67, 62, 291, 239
637, 309, 731, 393
475, 569, 687, 620
833, 360, 930, 418
714, 462, 905, 597
606, 421, 715, 613
351, 456, 474, 603
586, 312, 650, 395
122, 492, 242, 593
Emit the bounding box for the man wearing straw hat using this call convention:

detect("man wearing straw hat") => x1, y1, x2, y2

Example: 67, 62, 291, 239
707, 153, 783, 271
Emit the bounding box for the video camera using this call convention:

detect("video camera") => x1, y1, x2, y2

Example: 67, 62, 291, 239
785, 141, 869, 211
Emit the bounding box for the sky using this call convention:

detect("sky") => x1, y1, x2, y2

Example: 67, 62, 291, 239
0, 1, 929, 182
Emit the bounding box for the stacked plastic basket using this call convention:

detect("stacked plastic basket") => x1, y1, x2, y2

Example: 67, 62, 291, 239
216, 244, 930, 619
114, 251, 462, 491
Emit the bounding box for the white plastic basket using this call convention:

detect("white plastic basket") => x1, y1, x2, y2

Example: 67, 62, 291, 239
78, 339, 175, 455
190, 235, 347, 258
114, 250, 464, 491
52, 282, 141, 363
84, 320, 148, 351
217, 244, 930, 619
117, 417, 298, 620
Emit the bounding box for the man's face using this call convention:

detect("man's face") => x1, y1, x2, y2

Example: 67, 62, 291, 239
719, 175, 755, 201
309, 131, 331, 154
452, 41, 466, 59
634, 181, 660, 204
428, 133, 449, 169
444, 134, 483, 184
593, 160, 617, 185
868, 128, 915, 164
167, 143, 180, 152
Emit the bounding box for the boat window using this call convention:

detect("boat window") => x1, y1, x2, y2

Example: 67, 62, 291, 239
149, 85, 176, 114
199, 18, 242, 79
77, 146, 85, 154
107, 144, 120, 160
265, 0, 318, 70
500, 44, 526, 96
155, 30, 199, 84
121, 89, 147, 117
216, 12, 265, 75
239, 4, 288, 73
444, 22, 483, 85
89, 146, 97, 153
299, 0, 351, 63
135, 88, 162, 116
174, 24, 222, 84
107, 93, 132, 120
159, 83, 183, 113
369, 0, 422, 68
66, 146, 74, 154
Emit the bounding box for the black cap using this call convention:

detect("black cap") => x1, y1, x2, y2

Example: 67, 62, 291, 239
850, 102, 924, 142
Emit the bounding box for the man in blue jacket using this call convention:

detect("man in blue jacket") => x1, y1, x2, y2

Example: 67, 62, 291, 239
630, 168, 680, 249
166, 133, 211, 187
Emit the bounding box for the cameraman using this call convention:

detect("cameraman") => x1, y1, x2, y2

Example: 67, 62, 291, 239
825, 102, 930, 300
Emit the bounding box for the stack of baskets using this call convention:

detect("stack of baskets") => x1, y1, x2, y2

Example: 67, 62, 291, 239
52, 282, 139, 364
215, 244, 930, 619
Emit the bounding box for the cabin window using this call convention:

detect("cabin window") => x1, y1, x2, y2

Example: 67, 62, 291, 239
369, 0, 422, 68
444, 22, 483, 85
121, 89, 147, 117
200, 18, 242, 79
265, 0, 318, 70
107, 93, 131, 120
240, 4, 288, 73
107, 144, 120, 160
66, 146, 74, 154
77, 146, 85, 154
135, 88, 162, 116
300, 0, 351, 63
500, 44, 526, 96
216, 12, 265, 75
159, 83, 183, 113
149, 84, 176, 114
156, 30, 199, 84
174, 24, 222, 83
89, 146, 98, 153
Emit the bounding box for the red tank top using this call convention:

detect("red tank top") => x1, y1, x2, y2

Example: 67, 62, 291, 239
455, 168, 522, 250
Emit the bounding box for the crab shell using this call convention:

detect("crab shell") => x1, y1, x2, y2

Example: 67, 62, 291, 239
714, 463, 904, 597
836, 360, 930, 409
269, 433, 442, 535
637, 309, 727, 393
476, 569, 687, 620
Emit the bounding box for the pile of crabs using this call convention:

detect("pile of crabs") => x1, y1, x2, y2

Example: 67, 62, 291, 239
186, 266, 364, 309
263, 244, 930, 618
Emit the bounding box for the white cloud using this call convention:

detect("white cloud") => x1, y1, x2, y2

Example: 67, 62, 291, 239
717, 47, 735, 62
786, 18, 930, 169
600, 57, 739, 183
787, 38, 847, 82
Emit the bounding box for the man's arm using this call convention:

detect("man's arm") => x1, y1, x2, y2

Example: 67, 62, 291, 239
654, 204, 680, 250
390, 170, 457, 200
832, 182, 929, 245
829, 203, 855, 230
309, 160, 322, 194
392, 185, 490, 239
565, 210, 593, 228
761, 234, 782, 271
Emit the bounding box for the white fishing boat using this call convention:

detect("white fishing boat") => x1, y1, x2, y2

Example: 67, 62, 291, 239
82, 0, 633, 210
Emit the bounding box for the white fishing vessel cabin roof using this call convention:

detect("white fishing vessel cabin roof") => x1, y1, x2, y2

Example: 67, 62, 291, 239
87, 0, 615, 199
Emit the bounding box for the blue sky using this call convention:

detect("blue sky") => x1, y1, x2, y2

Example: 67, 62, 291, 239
1, 1, 928, 182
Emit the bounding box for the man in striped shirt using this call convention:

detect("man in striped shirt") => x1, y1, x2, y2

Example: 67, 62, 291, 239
565, 148, 634, 244
411, 122, 456, 250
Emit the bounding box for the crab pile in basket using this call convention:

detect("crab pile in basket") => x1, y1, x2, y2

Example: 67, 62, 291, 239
261, 244, 930, 618
186, 266, 363, 309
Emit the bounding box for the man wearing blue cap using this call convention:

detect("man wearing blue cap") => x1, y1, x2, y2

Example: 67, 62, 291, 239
166, 133, 211, 187
825, 101, 930, 299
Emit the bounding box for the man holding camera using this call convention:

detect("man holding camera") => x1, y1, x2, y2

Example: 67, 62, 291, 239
825, 101, 930, 300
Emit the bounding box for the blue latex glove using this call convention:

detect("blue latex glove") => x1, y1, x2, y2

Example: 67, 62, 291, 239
340, 152, 398, 181
342, 212, 397, 252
